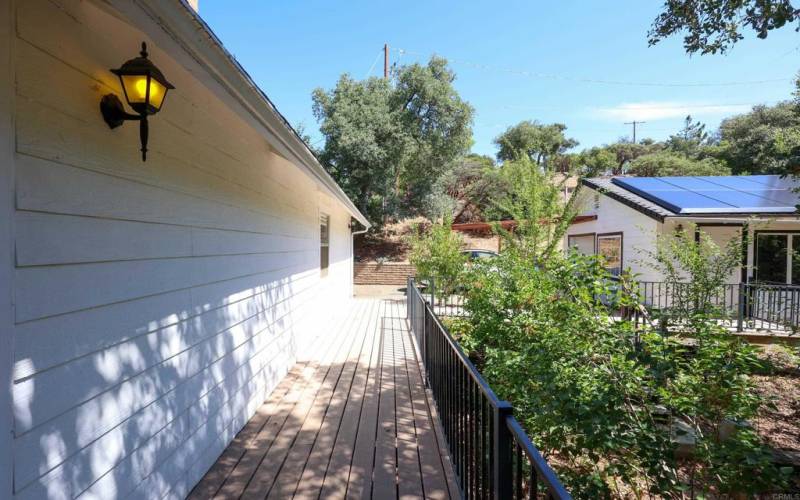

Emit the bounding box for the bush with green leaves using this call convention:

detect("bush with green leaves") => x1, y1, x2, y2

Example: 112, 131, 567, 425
490, 158, 581, 262
638, 222, 744, 326
455, 245, 787, 496
407, 217, 467, 297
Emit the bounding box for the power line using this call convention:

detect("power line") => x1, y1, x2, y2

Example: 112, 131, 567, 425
392, 47, 792, 88
773, 44, 800, 62
500, 101, 769, 112
364, 50, 383, 79
624, 121, 646, 143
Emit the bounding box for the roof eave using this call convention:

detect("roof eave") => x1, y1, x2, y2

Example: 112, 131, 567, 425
581, 178, 669, 222
107, 0, 370, 228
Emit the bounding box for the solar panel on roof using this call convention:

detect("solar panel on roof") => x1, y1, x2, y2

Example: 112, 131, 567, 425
661, 177, 723, 191
697, 176, 770, 190
611, 175, 799, 215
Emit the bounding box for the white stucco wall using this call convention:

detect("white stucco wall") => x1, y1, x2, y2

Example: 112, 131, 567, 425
4, 1, 358, 498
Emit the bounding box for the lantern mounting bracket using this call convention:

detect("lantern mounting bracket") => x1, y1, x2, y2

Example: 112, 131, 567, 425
100, 93, 141, 129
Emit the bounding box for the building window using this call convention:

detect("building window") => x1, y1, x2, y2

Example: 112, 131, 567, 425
597, 233, 623, 276
320, 214, 330, 278
755, 232, 800, 284
567, 233, 595, 256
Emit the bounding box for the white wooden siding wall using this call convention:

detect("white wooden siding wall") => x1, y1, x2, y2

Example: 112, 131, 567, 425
566, 188, 661, 281
9, 1, 354, 498
1, 1, 15, 498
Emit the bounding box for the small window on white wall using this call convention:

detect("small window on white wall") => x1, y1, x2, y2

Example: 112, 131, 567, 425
567, 233, 595, 256
320, 214, 330, 278
597, 233, 623, 276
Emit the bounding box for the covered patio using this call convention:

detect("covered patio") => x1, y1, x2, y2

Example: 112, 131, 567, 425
188, 298, 458, 499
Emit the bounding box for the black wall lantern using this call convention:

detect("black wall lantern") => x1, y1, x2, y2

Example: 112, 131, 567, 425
100, 42, 174, 161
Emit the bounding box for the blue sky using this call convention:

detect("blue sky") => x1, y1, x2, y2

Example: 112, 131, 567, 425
198, 1, 799, 159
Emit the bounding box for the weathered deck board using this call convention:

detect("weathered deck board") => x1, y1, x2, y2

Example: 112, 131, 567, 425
393, 300, 457, 499
193, 302, 363, 499
189, 298, 457, 499
239, 303, 367, 499
293, 299, 379, 500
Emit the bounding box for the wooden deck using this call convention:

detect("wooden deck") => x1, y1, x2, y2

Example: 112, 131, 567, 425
188, 298, 458, 499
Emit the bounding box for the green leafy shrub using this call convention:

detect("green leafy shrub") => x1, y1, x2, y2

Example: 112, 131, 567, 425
408, 217, 467, 297
455, 247, 787, 496
638, 222, 743, 325
491, 158, 581, 262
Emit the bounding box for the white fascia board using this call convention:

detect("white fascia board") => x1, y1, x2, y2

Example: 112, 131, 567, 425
104, 0, 370, 229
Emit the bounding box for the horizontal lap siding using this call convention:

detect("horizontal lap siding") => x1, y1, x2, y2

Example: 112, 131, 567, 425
9, 0, 354, 498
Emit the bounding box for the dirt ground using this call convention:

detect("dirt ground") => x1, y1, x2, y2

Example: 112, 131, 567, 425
755, 373, 800, 451
754, 345, 800, 453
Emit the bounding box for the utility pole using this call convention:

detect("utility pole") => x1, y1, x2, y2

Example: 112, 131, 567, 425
383, 43, 389, 79
624, 120, 645, 143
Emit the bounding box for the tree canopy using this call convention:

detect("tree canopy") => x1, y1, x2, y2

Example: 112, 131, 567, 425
434, 154, 506, 223
648, 0, 800, 54
717, 101, 800, 174
493, 121, 578, 168
569, 103, 800, 177
312, 51, 799, 227
312, 57, 473, 226
665, 115, 710, 157
627, 151, 731, 177
573, 141, 663, 176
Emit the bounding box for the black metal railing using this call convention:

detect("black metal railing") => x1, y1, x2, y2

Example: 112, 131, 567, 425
407, 277, 570, 499
414, 276, 468, 317
633, 281, 800, 333
741, 282, 800, 332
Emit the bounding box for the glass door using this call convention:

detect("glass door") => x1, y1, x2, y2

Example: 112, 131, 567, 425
755, 233, 788, 284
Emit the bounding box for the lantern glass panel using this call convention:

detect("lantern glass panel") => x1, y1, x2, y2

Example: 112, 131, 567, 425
120, 75, 168, 111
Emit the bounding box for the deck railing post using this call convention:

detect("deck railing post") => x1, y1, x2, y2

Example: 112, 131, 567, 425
737, 281, 745, 332
407, 276, 413, 320
493, 401, 513, 499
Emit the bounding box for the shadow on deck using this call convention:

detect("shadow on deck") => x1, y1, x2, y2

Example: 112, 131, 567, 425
188, 298, 458, 499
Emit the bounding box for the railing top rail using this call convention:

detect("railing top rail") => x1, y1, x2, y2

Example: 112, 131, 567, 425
507, 416, 572, 500
409, 278, 505, 407
635, 281, 739, 286
746, 281, 800, 289
635, 280, 800, 289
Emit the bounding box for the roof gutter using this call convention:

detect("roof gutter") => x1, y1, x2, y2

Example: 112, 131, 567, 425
666, 215, 800, 224
111, 0, 370, 228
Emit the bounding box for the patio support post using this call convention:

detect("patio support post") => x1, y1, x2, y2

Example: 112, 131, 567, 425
407, 276, 413, 321
737, 282, 745, 332
493, 401, 513, 499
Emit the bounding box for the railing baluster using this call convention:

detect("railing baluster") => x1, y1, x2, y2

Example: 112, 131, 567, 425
493, 401, 513, 498
405, 279, 569, 499
460, 352, 466, 487
482, 396, 488, 499
488, 401, 494, 498
468, 378, 474, 499
515, 442, 522, 499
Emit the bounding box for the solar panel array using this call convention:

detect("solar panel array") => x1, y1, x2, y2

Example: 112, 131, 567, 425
611, 175, 800, 215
